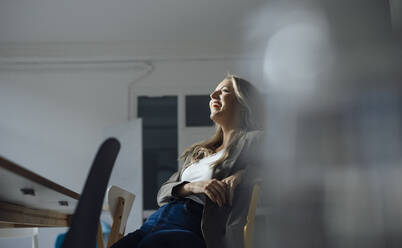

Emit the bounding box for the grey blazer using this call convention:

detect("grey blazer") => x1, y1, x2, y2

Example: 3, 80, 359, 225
156, 130, 265, 248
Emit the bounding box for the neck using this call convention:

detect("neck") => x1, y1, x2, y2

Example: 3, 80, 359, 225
218, 124, 238, 151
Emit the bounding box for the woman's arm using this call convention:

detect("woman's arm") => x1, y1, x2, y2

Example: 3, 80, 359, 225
173, 170, 245, 207
156, 170, 187, 206
157, 165, 228, 207
173, 179, 228, 207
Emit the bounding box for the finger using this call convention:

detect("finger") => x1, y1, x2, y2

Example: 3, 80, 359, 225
205, 190, 220, 206
221, 177, 231, 184
217, 180, 229, 205
211, 182, 227, 205
216, 179, 228, 190
205, 183, 222, 206
217, 180, 229, 195
232, 176, 240, 186
208, 185, 223, 206
211, 180, 226, 200
230, 183, 234, 206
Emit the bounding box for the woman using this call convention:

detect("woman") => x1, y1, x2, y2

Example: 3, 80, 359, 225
112, 75, 265, 248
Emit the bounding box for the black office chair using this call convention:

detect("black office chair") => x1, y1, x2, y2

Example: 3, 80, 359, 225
62, 138, 121, 248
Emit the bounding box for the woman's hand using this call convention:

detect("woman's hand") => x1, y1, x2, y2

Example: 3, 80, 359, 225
221, 170, 244, 206
184, 179, 227, 207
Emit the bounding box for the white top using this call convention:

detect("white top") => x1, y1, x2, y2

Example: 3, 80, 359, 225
181, 149, 225, 205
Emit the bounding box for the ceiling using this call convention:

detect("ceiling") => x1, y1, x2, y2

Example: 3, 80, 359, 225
1, 0, 396, 60
0, 0, 265, 43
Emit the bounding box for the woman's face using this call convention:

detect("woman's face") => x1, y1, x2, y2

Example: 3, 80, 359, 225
209, 78, 240, 126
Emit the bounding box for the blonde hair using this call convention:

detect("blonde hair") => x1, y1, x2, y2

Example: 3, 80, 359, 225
179, 74, 265, 167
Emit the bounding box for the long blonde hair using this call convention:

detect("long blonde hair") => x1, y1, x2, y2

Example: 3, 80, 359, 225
179, 74, 265, 167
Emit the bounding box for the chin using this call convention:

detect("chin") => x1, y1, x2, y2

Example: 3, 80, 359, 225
210, 113, 218, 122
210, 113, 224, 123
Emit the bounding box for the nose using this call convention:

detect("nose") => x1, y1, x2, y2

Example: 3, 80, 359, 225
210, 89, 220, 99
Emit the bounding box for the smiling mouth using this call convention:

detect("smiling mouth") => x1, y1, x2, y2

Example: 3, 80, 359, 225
212, 103, 221, 109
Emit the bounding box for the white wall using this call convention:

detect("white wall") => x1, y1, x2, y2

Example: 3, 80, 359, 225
0, 56, 263, 248
0, 65, 142, 191
0, 63, 145, 248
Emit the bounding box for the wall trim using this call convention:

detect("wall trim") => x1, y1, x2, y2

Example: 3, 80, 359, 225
0, 41, 260, 62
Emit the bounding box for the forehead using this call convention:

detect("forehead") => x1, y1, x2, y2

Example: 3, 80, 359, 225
215, 78, 233, 89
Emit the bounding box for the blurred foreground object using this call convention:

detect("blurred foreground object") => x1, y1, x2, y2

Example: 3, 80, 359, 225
249, 0, 402, 247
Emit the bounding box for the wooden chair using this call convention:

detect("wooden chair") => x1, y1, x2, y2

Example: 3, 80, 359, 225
61, 138, 120, 248
243, 184, 260, 248
105, 185, 135, 248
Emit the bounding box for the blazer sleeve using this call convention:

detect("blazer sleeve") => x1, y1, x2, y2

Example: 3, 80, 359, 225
241, 130, 266, 186
156, 158, 191, 207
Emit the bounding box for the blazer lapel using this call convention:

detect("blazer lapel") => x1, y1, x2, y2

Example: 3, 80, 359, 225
180, 155, 193, 178
213, 133, 248, 179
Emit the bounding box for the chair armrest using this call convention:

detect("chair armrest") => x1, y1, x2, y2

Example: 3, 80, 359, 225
243, 184, 260, 248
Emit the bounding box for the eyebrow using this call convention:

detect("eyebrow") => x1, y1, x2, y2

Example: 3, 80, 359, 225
216, 86, 231, 91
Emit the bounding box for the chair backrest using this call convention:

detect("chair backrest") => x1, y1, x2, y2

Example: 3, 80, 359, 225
61, 138, 120, 248
107, 185, 135, 234
244, 184, 260, 248
106, 185, 135, 248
